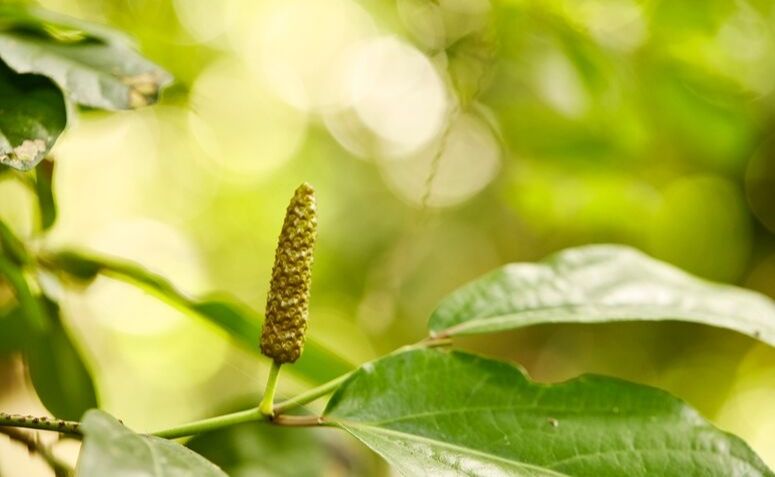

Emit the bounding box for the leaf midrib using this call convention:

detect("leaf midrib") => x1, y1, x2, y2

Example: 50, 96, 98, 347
436, 303, 774, 341
340, 421, 767, 477
364, 405, 676, 427
339, 422, 573, 477
0, 32, 130, 81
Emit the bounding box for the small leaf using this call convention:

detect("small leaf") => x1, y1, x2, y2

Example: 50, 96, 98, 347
34, 158, 57, 230
0, 60, 66, 171
187, 421, 327, 477
0, 6, 172, 111
45, 250, 354, 383
0, 254, 48, 331
25, 298, 97, 421
77, 409, 227, 477
325, 348, 773, 476
429, 245, 775, 345
0, 218, 29, 265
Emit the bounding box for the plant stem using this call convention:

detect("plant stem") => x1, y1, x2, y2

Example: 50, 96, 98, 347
0, 256, 49, 332
0, 413, 80, 436
259, 361, 282, 416
273, 372, 350, 414
0, 427, 73, 476
1, 332, 453, 440
152, 408, 266, 439
272, 415, 325, 427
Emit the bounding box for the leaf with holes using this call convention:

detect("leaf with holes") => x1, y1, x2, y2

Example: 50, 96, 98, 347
324, 348, 773, 476
0, 5, 171, 110
0, 5, 171, 170
0, 61, 66, 170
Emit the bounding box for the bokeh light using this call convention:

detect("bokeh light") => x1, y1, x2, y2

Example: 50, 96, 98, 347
2, 0, 775, 473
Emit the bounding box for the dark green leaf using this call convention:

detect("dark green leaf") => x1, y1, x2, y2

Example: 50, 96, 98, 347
44, 251, 102, 281
77, 409, 227, 477
0, 218, 29, 265
191, 299, 353, 381
0, 60, 66, 170
0, 305, 28, 356
0, 6, 172, 111
325, 348, 773, 476
187, 421, 326, 477
34, 158, 57, 230
45, 250, 354, 383
429, 245, 775, 345
0, 254, 47, 331
0, 5, 128, 45
25, 298, 97, 421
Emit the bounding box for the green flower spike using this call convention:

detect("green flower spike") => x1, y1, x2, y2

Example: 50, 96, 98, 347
258, 183, 317, 416
260, 182, 317, 364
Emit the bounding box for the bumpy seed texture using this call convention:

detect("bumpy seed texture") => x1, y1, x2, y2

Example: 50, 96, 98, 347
260, 183, 317, 364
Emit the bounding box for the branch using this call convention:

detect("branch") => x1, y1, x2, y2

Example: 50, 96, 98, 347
0, 413, 81, 436
151, 408, 266, 439
0, 334, 453, 441
273, 372, 351, 415
0, 427, 73, 476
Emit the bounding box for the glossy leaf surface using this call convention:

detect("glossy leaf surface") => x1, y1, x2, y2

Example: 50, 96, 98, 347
77, 410, 227, 477
429, 245, 775, 345
325, 348, 773, 476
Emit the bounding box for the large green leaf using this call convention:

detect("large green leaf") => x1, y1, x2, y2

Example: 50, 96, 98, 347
0, 60, 66, 170
324, 348, 773, 476
429, 245, 775, 344
25, 298, 98, 421
0, 6, 171, 111
43, 250, 354, 383
77, 409, 227, 477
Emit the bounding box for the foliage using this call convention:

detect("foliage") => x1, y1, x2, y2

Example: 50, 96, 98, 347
0, 4, 171, 170
430, 244, 775, 344
1, 2, 775, 477
326, 348, 771, 476
77, 410, 227, 477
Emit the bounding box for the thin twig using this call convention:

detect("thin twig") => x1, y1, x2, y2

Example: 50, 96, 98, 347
0, 427, 73, 476
273, 372, 351, 415
0, 413, 80, 436
272, 415, 325, 427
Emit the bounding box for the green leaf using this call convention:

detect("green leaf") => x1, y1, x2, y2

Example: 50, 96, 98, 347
0, 5, 127, 45
190, 299, 354, 381
34, 158, 57, 230
77, 409, 227, 477
0, 6, 172, 111
0, 60, 66, 171
44, 250, 354, 383
25, 298, 97, 421
429, 245, 775, 345
0, 254, 47, 331
187, 421, 327, 477
0, 218, 30, 265
325, 348, 773, 476
0, 305, 29, 356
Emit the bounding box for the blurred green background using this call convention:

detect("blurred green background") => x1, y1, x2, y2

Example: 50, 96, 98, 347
2, 0, 775, 474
